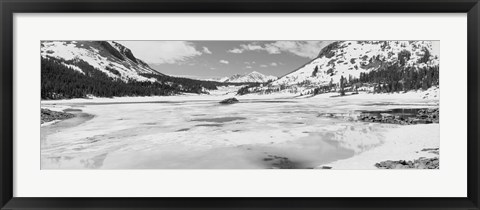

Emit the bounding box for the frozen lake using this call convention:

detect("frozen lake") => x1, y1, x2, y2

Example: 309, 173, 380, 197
41, 93, 439, 169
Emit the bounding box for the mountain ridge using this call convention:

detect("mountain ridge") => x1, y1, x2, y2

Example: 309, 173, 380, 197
41, 41, 162, 82
40, 41, 223, 99
272, 41, 438, 86
239, 41, 439, 95
223, 71, 277, 83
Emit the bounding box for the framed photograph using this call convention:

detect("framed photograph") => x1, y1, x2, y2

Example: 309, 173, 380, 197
1, 0, 479, 209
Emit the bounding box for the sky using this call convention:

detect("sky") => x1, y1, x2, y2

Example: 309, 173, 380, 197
116, 41, 333, 79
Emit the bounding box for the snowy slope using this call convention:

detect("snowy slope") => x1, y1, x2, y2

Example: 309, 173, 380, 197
203, 77, 230, 82
224, 71, 277, 83
41, 41, 161, 82
217, 77, 230, 82
267, 41, 439, 92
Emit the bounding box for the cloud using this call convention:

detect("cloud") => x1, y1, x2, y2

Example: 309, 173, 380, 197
259, 62, 277, 68
202, 47, 212, 54
219, 60, 229, 64
116, 41, 203, 64
228, 44, 263, 54
264, 45, 281, 54
227, 41, 334, 58
267, 41, 333, 58
242, 44, 264, 51
246, 66, 252, 69
228, 48, 243, 53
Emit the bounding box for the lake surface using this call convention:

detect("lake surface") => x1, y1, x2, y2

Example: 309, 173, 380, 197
40, 96, 436, 169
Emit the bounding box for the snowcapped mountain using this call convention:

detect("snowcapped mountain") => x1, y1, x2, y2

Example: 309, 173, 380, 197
216, 77, 230, 82
41, 41, 161, 82
198, 76, 230, 82
262, 41, 439, 93
224, 71, 277, 83
272, 41, 438, 86
40, 41, 225, 99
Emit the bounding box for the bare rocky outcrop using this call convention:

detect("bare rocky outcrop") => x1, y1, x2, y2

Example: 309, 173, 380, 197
358, 108, 439, 125
41, 108, 75, 124
219, 98, 239, 104
375, 157, 439, 169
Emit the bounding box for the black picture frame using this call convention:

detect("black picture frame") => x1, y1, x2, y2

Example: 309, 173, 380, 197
1, 0, 479, 209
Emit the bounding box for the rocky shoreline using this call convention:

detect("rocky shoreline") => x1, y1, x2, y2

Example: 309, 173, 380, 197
316, 110, 440, 169
375, 157, 439, 169
374, 147, 439, 169
41, 108, 75, 124
358, 108, 439, 125
319, 108, 439, 125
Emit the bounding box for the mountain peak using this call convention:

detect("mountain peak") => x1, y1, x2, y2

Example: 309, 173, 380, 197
224, 71, 277, 83
266, 41, 439, 93
41, 41, 161, 82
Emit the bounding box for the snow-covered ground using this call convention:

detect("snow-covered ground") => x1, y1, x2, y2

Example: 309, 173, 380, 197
41, 90, 439, 169
40, 88, 298, 105
41, 120, 60, 127
317, 124, 439, 169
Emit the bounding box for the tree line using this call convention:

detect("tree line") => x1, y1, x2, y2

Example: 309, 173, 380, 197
310, 48, 438, 95
307, 64, 439, 96
41, 57, 182, 99
354, 64, 439, 93
41, 57, 235, 99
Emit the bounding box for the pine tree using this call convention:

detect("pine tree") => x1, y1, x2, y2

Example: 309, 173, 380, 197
312, 66, 319, 77
340, 75, 346, 96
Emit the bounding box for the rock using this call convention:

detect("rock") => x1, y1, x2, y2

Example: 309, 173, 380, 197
41, 108, 75, 124
375, 157, 439, 169
219, 97, 239, 104
358, 108, 439, 125
421, 148, 439, 152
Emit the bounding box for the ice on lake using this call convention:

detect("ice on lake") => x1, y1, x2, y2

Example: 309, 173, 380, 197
40, 94, 438, 169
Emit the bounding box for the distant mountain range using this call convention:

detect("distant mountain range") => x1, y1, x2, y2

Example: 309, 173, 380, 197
220, 71, 277, 83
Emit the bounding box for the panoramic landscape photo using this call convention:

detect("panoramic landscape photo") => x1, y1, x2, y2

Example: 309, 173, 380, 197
41, 40, 440, 169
